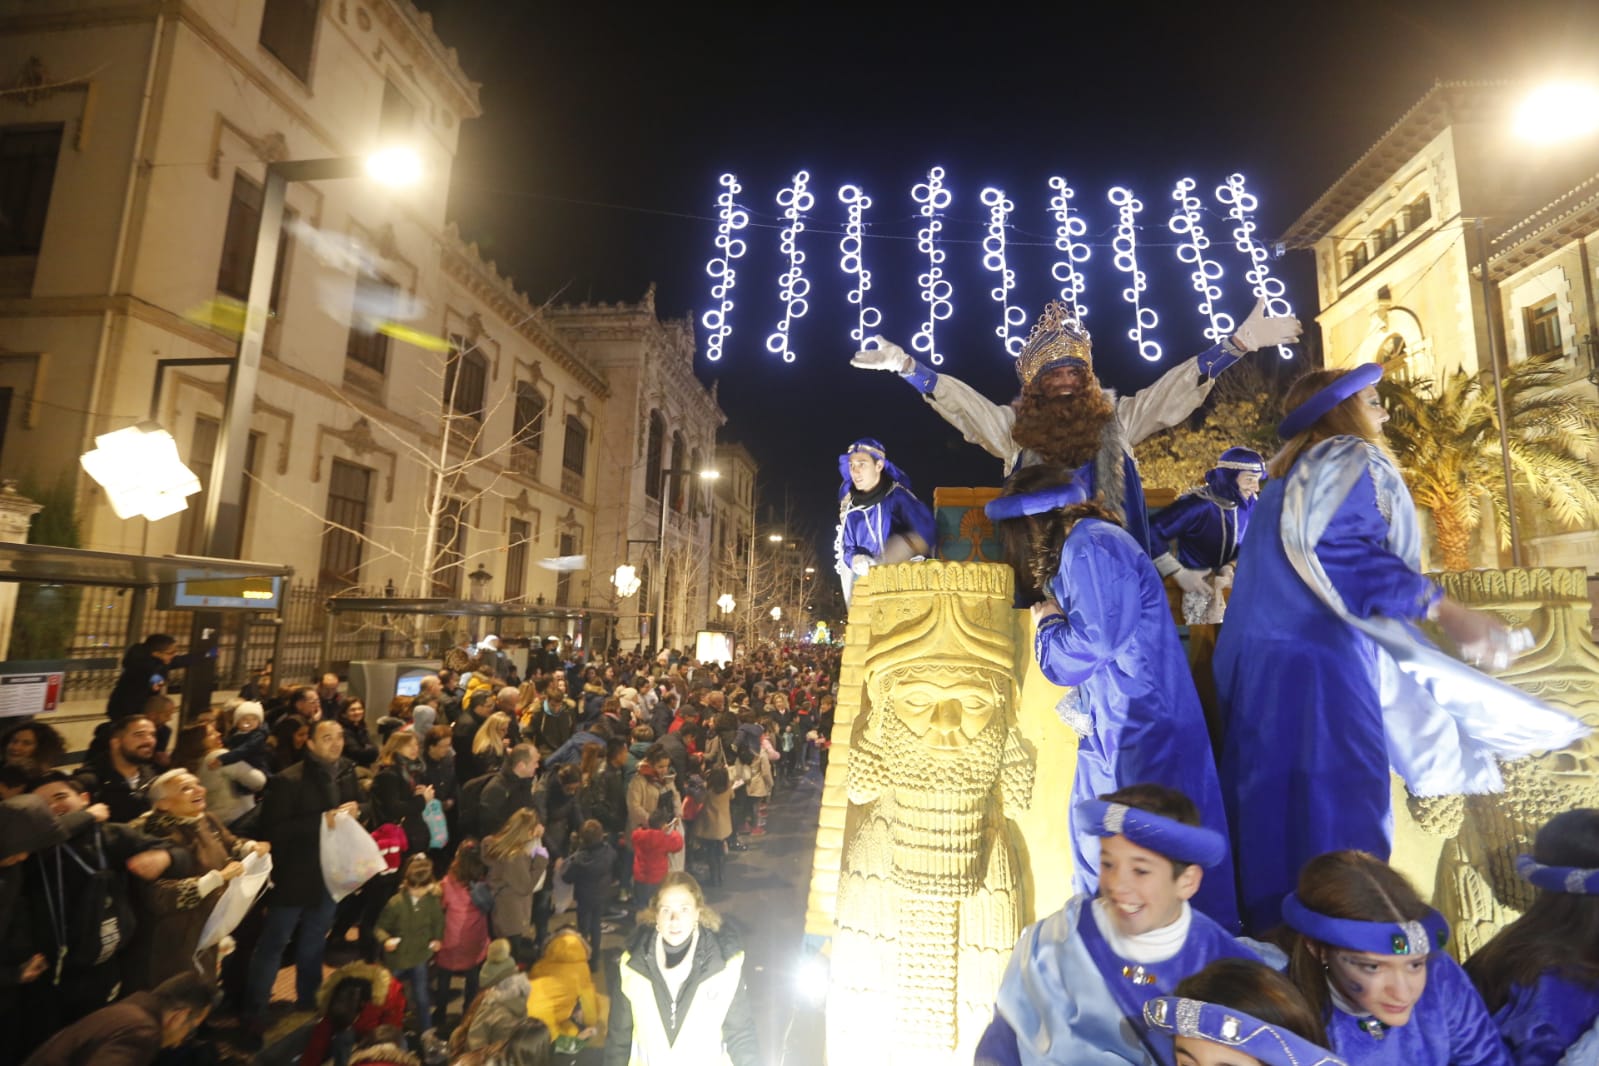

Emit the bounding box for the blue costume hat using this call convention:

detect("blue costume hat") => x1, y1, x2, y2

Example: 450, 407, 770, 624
1144, 997, 1349, 1066
1205, 446, 1267, 505
983, 479, 1089, 522
1074, 798, 1228, 868
1281, 892, 1450, 956
839, 438, 912, 498
1277, 363, 1384, 439
1515, 853, 1599, 894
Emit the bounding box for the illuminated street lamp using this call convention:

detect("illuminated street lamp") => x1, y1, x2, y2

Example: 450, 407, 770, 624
1513, 82, 1599, 143
612, 564, 641, 598
770, 606, 782, 621
717, 593, 736, 614
79, 422, 201, 521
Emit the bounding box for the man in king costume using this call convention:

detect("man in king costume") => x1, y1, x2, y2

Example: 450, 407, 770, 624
850, 299, 1301, 557
834, 438, 937, 605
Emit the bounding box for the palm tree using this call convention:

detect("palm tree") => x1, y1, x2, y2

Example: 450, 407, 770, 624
1378, 352, 1599, 571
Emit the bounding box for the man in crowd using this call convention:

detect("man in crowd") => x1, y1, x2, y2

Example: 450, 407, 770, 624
477, 743, 539, 837
22, 971, 215, 1066
105, 634, 189, 722
526, 675, 576, 755
316, 673, 345, 722
74, 716, 161, 824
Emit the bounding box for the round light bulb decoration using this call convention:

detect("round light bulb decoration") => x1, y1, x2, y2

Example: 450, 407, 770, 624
837, 185, 882, 346
910, 167, 953, 366
1048, 176, 1091, 321
702, 173, 750, 363
766, 170, 815, 363
1107, 186, 1162, 363
1216, 173, 1296, 360
1168, 178, 1236, 343
611, 564, 641, 599
980, 186, 1026, 358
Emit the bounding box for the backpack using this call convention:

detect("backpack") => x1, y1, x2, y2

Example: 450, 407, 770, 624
458, 772, 496, 838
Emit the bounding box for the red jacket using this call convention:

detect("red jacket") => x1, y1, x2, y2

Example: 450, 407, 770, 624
630, 826, 683, 885
298, 965, 407, 1066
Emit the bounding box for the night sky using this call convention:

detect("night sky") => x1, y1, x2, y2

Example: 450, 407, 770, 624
415, 0, 1599, 573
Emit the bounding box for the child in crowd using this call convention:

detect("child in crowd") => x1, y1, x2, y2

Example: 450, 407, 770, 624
560, 819, 617, 967
630, 808, 683, 912
299, 964, 408, 1066
224, 700, 272, 773
1281, 850, 1508, 1065
432, 840, 492, 1035
1466, 809, 1599, 1066
696, 767, 734, 887
375, 853, 446, 1035
977, 784, 1279, 1065
1144, 958, 1344, 1066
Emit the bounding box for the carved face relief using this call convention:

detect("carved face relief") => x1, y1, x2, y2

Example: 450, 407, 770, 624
875, 666, 1002, 751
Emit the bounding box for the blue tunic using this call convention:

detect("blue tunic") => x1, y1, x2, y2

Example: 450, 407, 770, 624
1036, 518, 1238, 931
1213, 463, 1436, 933
1149, 490, 1252, 571
1326, 954, 1510, 1066
833, 480, 937, 602
980, 897, 1266, 1066
1492, 972, 1599, 1066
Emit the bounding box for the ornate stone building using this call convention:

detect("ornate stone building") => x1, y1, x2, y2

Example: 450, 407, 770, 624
546, 289, 727, 653
1281, 80, 1599, 571
0, 1, 613, 609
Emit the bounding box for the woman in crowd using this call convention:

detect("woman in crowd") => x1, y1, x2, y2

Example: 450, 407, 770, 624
1282, 849, 1507, 1065
172, 720, 266, 830
474, 711, 513, 778
606, 871, 757, 1065
371, 730, 434, 857
339, 698, 379, 769
483, 808, 547, 961
268, 715, 309, 772
1, 719, 66, 775
1213, 364, 1583, 932
1467, 809, 1599, 1065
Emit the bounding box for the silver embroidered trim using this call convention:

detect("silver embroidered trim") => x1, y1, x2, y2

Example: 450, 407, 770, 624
1174, 998, 1202, 1038
1054, 689, 1092, 737
1399, 920, 1430, 956
1568, 868, 1589, 894
1103, 802, 1130, 836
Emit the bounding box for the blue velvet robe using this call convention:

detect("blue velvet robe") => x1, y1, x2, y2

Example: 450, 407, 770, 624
1492, 972, 1599, 1066
834, 480, 937, 603
1213, 464, 1435, 932
977, 897, 1266, 1066
1036, 518, 1238, 931
1326, 954, 1509, 1066
1149, 489, 1251, 571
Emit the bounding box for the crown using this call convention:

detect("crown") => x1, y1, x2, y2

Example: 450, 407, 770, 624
1015, 300, 1093, 386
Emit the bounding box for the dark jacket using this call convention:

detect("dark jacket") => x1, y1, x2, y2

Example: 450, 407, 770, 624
559, 841, 615, 912
526, 700, 576, 754
604, 923, 758, 1066
339, 718, 379, 768
476, 762, 533, 839
452, 708, 490, 779
72, 753, 157, 825
21, 990, 165, 1066
104, 645, 187, 722
582, 764, 627, 836
370, 759, 428, 855
258, 755, 366, 906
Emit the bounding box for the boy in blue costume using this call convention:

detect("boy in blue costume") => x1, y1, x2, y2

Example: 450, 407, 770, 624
1466, 809, 1599, 1066
832, 438, 936, 605
987, 468, 1237, 930
851, 299, 1300, 557
1150, 446, 1266, 623
976, 785, 1279, 1066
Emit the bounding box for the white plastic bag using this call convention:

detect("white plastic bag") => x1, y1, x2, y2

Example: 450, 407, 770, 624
197, 850, 273, 952
320, 811, 387, 902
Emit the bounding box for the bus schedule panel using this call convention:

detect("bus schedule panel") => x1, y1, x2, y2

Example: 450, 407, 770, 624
163, 571, 284, 610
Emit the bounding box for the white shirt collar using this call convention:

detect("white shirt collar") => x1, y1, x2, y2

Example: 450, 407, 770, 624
1089, 897, 1192, 964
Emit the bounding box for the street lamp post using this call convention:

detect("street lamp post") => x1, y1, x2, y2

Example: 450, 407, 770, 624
181, 151, 420, 718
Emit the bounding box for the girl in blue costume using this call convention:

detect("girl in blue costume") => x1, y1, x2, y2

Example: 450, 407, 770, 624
1213, 364, 1585, 933
1145, 958, 1347, 1066
1465, 809, 1599, 1065
987, 466, 1237, 930
1282, 850, 1508, 1066
977, 785, 1275, 1066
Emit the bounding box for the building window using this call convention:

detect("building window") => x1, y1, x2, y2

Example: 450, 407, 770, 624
432, 496, 466, 597
1404, 195, 1431, 231
216, 173, 293, 311
1342, 241, 1370, 278
1525, 297, 1562, 359
505, 518, 530, 603
319, 458, 371, 592
444, 336, 487, 420
1371, 219, 1399, 256
379, 79, 415, 142
644, 411, 666, 500
556, 531, 578, 606
178, 416, 260, 557
669, 432, 686, 511
0, 124, 62, 256
258, 0, 319, 83
514, 383, 545, 456
346, 270, 397, 374
689, 447, 704, 513
561, 415, 587, 496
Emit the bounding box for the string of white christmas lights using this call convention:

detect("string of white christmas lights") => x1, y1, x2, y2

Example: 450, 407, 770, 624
1217, 172, 1296, 359
1048, 176, 1090, 322
1108, 186, 1162, 363
701, 172, 749, 362
837, 185, 881, 346
766, 170, 814, 363
1168, 177, 1236, 344
980, 186, 1025, 358
910, 167, 953, 365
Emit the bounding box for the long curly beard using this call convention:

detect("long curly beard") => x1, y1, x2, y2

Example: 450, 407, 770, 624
1011, 383, 1115, 469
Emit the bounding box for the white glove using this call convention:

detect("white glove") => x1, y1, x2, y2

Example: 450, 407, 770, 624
850, 336, 912, 373
1231, 297, 1303, 351
1174, 568, 1210, 596
850, 554, 873, 577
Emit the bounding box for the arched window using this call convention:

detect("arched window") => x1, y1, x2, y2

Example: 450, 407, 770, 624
670, 432, 686, 511
514, 383, 546, 455
645, 411, 666, 500
562, 415, 588, 496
